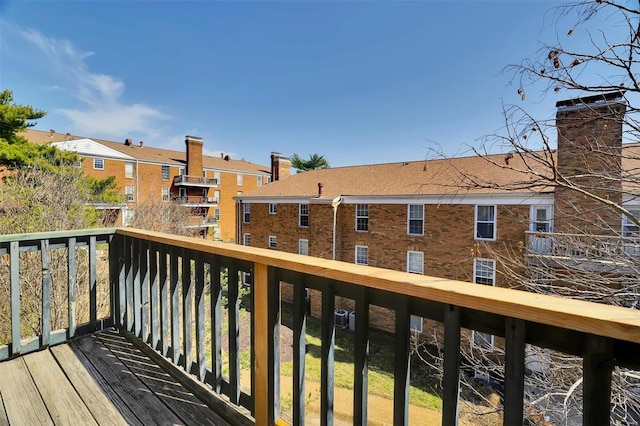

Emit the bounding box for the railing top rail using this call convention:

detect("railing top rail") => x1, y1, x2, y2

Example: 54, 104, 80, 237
118, 227, 640, 345
526, 230, 640, 241
0, 228, 117, 244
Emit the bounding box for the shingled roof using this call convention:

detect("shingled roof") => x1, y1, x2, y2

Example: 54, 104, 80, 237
23, 129, 270, 175
239, 144, 640, 200
238, 151, 554, 200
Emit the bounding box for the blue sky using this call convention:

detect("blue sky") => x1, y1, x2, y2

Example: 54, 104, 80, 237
1, 0, 575, 167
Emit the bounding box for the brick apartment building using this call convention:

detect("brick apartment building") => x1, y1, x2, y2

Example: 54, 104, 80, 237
23, 129, 289, 242
236, 92, 636, 343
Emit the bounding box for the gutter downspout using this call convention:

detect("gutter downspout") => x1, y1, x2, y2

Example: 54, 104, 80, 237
331, 196, 342, 260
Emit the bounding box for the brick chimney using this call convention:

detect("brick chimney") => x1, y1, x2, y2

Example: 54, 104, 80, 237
185, 136, 204, 177
554, 91, 626, 234
271, 152, 291, 182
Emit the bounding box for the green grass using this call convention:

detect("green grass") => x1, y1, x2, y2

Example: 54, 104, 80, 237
280, 303, 442, 410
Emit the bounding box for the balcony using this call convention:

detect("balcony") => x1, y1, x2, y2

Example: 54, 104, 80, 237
173, 175, 219, 187
526, 231, 640, 272
1, 228, 639, 425
175, 196, 219, 207
184, 216, 219, 228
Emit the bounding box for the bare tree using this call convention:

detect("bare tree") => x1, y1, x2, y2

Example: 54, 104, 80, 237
124, 193, 208, 239
415, 1, 640, 424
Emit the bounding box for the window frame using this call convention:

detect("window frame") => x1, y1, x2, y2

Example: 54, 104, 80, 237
243, 233, 251, 246
622, 208, 640, 237
161, 165, 170, 180
268, 235, 277, 249
407, 251, 424, 275
355, 245, 369, 265
93, 158, 104, 170
243, 203, 251, 224
269, 203, 277, 215
161, 187, 170, 202
530, 205, 553, 233
475, 205, 497, 241
299, 204, 309, 228
299, 239, 309, 256
125, 162, 135, 178
355, 204, 369, 232
237, 173, 243, 186
214, 208, 220, 222
407, 204, 424, 236
257, 175, 263, 187
125, 185, 135, 202
472, 258, 496, 350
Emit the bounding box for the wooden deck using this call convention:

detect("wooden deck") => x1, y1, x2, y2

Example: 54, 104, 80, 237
0, 330, 249, 426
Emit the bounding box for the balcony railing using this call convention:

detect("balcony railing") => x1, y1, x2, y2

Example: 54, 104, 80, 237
175, 196, 219, 206
526, 231, 640, 264
1, 228, 640, 425
173, 175, 219, 187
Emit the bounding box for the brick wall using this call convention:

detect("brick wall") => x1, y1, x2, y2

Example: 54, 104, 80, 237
241, 201, 530, 333
555, 99, 625, 234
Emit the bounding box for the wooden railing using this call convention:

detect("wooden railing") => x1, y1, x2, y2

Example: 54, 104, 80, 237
2, 227, 640, 425
0, 229, 116, 360
526, 231, 640, 262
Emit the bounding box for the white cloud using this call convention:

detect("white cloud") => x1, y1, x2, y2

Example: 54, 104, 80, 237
18, 28, 169, 139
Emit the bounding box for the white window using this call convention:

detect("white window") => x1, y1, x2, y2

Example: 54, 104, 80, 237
213, 227, 221, 240
203, 170, 207, 177
93, 158, 104, 170
214, 208, 220, 222
213, 190, 220, 204
356, 204, 369, 232
237, 174, 243, 186
179, 167, 185, 176
473, 259, 496, 350
214, 171, 220, 184
269, 203, 277, 215
410, 315, 423, 333
257, 175, 263, 187
73, 159, 82, 168
268, 236, 277, 249
125, 162, 135, 178
266, 176, 272, 184
623, 208, 640, 237
475, 205, 496, 240
243, 204, 250, 223
162, 187, 170, 202
161, 165, 170, 180
243, 233, 251, 246
407, 205, 424, 236
299, 204, 309, 227
299, 239, 309, 255
125, 185, 135, 202
355, 245, 368, 265
531, 205, 553, 232
407, 251, 424, 274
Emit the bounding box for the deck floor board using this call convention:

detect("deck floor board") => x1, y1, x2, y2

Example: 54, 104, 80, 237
50, 343, 137, 426
96, 331, 227, 426
0, 357, 52, 425
23, 349, 98, 426
0, 331, 240, 425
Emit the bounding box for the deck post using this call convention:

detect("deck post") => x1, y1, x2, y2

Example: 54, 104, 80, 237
583, 335, 614, 425
253, 262, 275, 425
